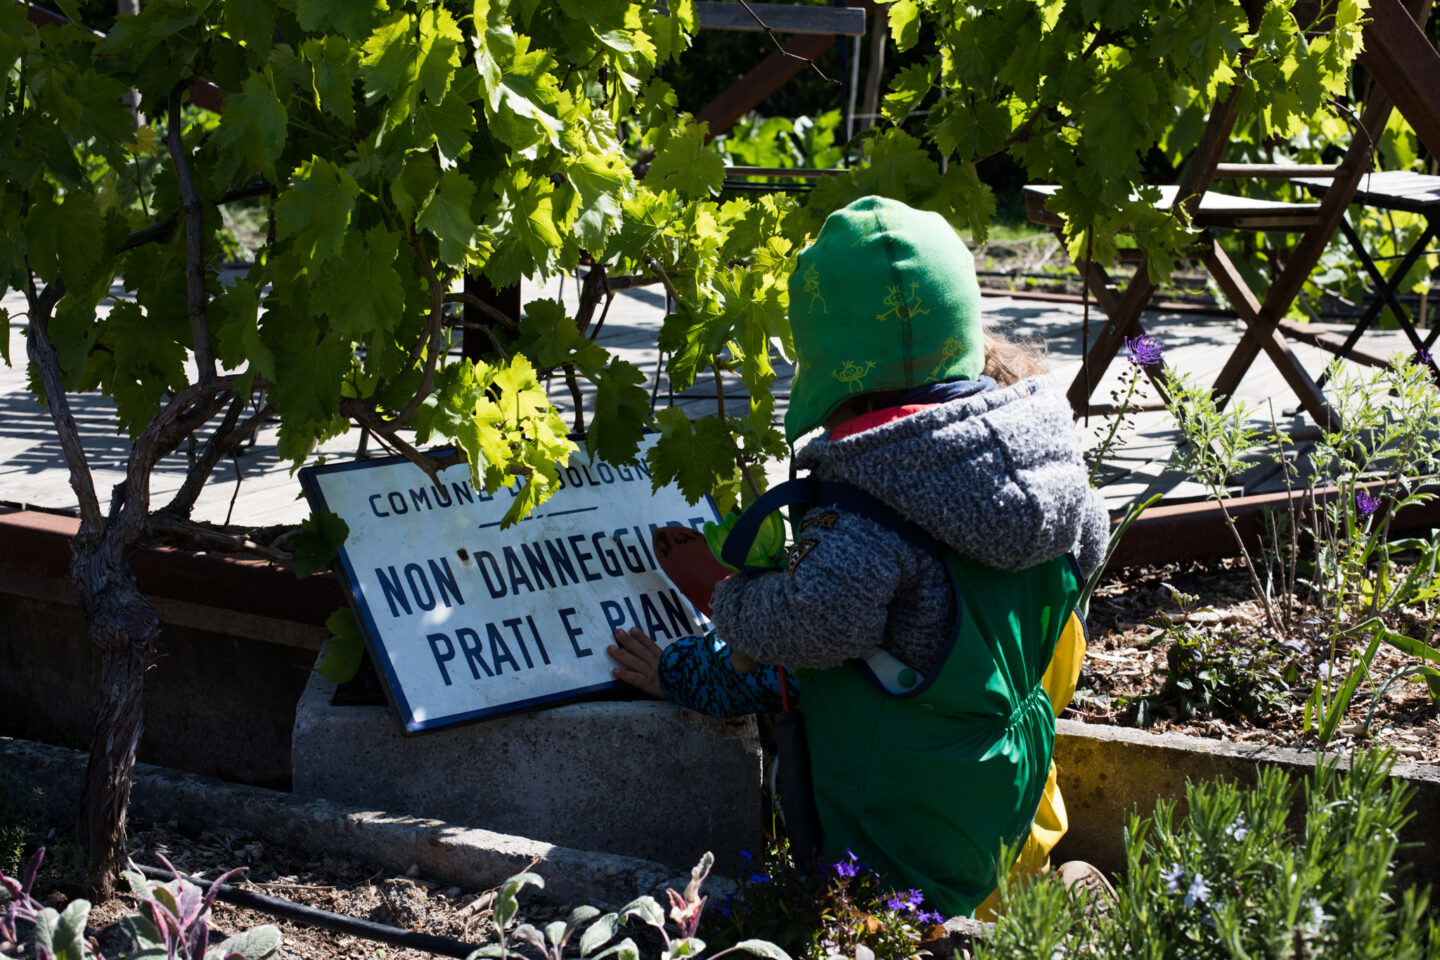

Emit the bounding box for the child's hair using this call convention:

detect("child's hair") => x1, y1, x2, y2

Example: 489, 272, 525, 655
981, 327, 1047, 387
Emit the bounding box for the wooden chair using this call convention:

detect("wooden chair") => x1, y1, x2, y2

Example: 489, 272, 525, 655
1023, 0, 1436, 429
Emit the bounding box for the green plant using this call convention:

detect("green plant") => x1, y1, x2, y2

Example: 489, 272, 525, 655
708, 112, 845, 173
1305, 617, 1440, 746
1163, 371, 1279, 633
0, 771, 42, 880
467, 854, 790, 960
1155, 619, 1299, 723
0, 849, 280, 959
977, 750, 1440, 959
1307, 358, 1440, 618
705, 841, 944, 960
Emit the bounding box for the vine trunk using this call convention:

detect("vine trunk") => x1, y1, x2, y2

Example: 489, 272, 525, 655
71, 538, 160, 900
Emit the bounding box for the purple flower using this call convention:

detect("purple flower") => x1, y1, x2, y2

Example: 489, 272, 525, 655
1161, 863, 1184, 894
885, 897, 912, 912
834, 860, 857, 878
1184, 873, 1210, 909
739, 850, 753, 861
749, 874, 770, 884
917, 910, 944, 924
1356, 489, 1382, 517
1418, 348, 1433, 366
1125, 335, 1165, 367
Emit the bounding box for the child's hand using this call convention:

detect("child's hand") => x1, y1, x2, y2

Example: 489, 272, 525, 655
607, 627, 666, 700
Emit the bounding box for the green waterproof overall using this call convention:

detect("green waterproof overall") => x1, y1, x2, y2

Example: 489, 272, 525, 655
723, 479, 1081, 919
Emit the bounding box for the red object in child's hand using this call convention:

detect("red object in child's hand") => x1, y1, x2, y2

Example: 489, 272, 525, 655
652, 525, 731, 618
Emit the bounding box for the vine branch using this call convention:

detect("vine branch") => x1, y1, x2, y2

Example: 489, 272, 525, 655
115, 180, 272, 255
338, 397, 467, 485
442, 291, 520, 330
444, 317, 510, 360
167, 89, 214, 383
25, 278, 103, 534
397, 239, 448, 425
143, 514, 293, 563
158, 394, 275, 520
574, 261, 608, 339
642, 255, 682, 304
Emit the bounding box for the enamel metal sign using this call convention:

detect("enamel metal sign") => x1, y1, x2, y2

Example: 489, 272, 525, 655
300, 442, 719, 733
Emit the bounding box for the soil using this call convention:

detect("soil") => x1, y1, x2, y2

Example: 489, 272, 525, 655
1078, 558, 1440, 764
3, 817, 533, 960
4, 562, 1435, 959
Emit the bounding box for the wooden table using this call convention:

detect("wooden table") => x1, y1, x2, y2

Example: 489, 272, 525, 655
1292, 170, 1440, 382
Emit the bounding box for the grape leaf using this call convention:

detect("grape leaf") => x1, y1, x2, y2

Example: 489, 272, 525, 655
313, 227, 405, 340
647, 408, 734, 504
303, 35, 358, 126
588, 360, 650, 464
484, 31, 565, 151
888, 0, 921, 51
318, 607, 365, 683
646, 122, 723, 199
649, 0, 697, 62
101, 299, 190, 438
210, 70, 288, 183
567, 151, 632, 254
360, 12, 420, 106
416, 90, 477, 164
882, 59, 937, 122
275, 157, 360, 272
293, 510, 351, 579
417, 169, 479, 268
24, 190, 105, 289
212, 277, 274, 385
416, 6, 464, 103
271, 330, 352, 428
298, 0, 386, 42
488, 171, 564, 287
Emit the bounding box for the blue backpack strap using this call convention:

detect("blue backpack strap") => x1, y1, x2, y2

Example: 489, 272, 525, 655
722, 478, 946, 572
720, 477, 820, 573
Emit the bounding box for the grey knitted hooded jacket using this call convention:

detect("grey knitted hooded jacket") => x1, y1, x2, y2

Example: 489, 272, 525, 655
709, 376, 1109, 675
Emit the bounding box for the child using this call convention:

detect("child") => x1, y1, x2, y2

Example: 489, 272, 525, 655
608, 196, 1109, 919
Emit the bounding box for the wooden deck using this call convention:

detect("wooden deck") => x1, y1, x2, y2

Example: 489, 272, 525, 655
0, 275, 1419, 530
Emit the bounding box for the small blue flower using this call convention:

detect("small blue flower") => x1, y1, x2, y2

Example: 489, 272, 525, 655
1125, 334, 1165, 368
1224, 816, 1249, 841
1161, 863, 1184, 894
906, 889, 925, 907
885, 897, 910, 912
1184, 873, 1210, 909
1356, 489, 1382, 517
749, 874, 770, 884
834, 861, 858, 878
917, 910, 944, 924
739, 850, 753, 861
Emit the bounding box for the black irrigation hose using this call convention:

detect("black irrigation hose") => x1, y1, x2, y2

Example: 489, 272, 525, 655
135, 863, 481, 959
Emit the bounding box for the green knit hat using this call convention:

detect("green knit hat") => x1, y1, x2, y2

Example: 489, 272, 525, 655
784, 196, 984, 443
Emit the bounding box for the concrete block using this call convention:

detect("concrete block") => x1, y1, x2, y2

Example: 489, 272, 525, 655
1051, 719, 1440, 890
292, 653, 765, 875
